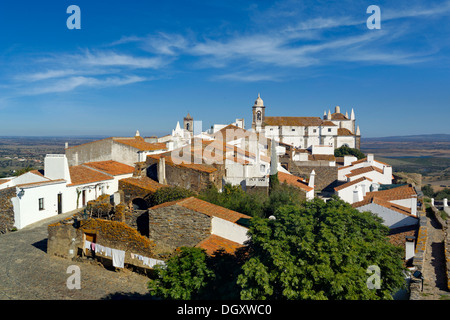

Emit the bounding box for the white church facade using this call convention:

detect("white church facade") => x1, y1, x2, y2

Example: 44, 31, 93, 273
251, 94, 361, 150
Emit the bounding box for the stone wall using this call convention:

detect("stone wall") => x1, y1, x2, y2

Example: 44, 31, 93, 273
289, 164, 338, 191
0, 187, 16, 234
409, 208, 428, 300
149, 205, 211, 250
48, 215, 164, 269
146, 156, 224, 192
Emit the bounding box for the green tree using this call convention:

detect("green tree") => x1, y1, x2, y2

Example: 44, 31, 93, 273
237, 197, 406, 300
435, 188, 450, 200
334, 145, 365, 160
148, 186, 196, 207
148, 247, 214, 300
13, 166, 34, 176
421, 184, 434, 198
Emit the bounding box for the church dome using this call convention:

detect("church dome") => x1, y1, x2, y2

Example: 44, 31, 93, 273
254, 93, 264, 107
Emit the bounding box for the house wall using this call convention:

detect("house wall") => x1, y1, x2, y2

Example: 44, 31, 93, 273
14, 181, 67, 229
66, 139, 114, 166
355, 203, 418, 229
211, 216, 249, 244
148, 205, 211, 250
337, 182, 371, 204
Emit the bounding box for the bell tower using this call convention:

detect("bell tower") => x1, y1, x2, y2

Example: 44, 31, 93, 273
251, 93, 265, 132
184, 113, 193, 133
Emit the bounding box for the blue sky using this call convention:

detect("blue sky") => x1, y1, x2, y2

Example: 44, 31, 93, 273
0, 0, 449, 138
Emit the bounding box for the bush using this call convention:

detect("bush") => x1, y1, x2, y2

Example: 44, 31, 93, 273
334, 145, 365, 160
148, 186, 196, 207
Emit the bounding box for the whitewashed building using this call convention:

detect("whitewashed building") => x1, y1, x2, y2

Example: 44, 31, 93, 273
3, 155, 134, 230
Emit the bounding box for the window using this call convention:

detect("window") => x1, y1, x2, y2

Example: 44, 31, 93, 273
260, 164, 266, 172
38, 198, 44, 211
313, 129, 317, 133
292, 128, 295, 131
328, 128, 332, 132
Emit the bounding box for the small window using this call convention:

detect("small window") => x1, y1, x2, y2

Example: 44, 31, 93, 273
38, 198, 44, 211
292, 128, 295, 131
260, 164, 266, 172
328, 128, 331, 132
313, 129, 317, 133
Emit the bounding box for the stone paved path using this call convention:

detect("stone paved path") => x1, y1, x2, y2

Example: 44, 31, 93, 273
0, 211, 152, 300
420, 211, 450, 300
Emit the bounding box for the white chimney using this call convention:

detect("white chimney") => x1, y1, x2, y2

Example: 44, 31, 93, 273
371, 183, 379, 192
353, 187, 363, 203
335, 106, 340, 114
367, 154, 374, 164
308, 170, 316, 189
405, 236, 415, 262
65, 142, 69, 149
44, 154, 71, 184
444, 198, 448, 207
158, 157, 166, 185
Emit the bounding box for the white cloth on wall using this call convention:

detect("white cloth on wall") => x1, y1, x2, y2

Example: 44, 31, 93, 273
111, 249, 125, 268
84, 240, 91, 250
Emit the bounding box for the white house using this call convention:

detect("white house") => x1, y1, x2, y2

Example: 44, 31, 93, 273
334, 176, 375, 204
338, 154, 392, 185
352, 184, 418, 229
5, 155, 134, 230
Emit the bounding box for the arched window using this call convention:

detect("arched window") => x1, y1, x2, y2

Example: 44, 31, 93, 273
256, 111, 262, 121
186, 123, 190, 131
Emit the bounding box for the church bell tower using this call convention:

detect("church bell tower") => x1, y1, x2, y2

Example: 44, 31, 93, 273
252, 93, 265, 133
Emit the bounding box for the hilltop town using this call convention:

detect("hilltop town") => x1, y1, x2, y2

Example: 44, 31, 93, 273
0, 94, 449, 300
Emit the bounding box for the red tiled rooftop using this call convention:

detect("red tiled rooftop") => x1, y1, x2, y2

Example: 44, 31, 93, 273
196, 234, 244, 256
149, 197, 251, 224
345, 166, 383, 178
334, 176, 373, 191
68, 166, 113, 186
83, 160, 135, 176
119, 176, 164, 193
113, 136, 167, 151
278, 171, 313, 192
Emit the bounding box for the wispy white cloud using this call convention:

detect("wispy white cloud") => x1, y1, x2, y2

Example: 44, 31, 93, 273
25, 75, 148, 95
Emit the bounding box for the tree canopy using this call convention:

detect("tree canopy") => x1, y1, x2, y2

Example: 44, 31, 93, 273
148, 196, 406, 300
237, 197, 406, 300
334, 145, 365, 160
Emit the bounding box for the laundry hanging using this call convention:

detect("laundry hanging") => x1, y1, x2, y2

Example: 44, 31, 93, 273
111, 248, 125, 268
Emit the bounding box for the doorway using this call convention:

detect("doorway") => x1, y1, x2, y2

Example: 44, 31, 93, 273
57, 193, 62, 214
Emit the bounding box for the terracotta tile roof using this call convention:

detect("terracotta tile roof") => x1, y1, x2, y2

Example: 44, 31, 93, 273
196, 234, 244, 256
148, 154, 218, 173
331, 112, 348, 120
29, 169, 46, 178
264, 117, 336, 127
352, 196, 416, 217
0, 179, 11, 186
119, 176, 164, 192
351, 157, 391, 167
337, 128, 353, 136
364, 184, 417, 201
83, 161, 135, 176
16, 179, 66, 188
211, 124, 253, 141
345, 166, 383, 178
308, 154, 336, 161
278, 171, 313, 192
68, 166, 114, 186
113, 136, 167, 151
149, 197, 251, 224
334, 176, 373, 191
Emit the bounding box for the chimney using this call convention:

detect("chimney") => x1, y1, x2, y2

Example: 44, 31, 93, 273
353, 187, 363, 203
308, 170, 316, 189
350, 108, 355, 120
65, 142, 69, 149
135, 130, 140, 137
327, 110, 331, 120
158, 156, 166, 185
44, 154, 71, 184
367, 154, 374, 164
371, 183, 379, 192
335, 106, 340, 114
444, 198, 448, 207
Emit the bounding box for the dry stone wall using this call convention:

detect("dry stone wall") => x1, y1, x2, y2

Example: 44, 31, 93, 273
0, 187, 16, 234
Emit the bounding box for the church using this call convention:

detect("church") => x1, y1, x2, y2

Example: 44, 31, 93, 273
251, 94, 361, 150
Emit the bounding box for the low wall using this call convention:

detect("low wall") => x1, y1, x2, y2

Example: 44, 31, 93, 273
0, 187, 16, 234
409, 208, 428, 300
48, 215, 168, 271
